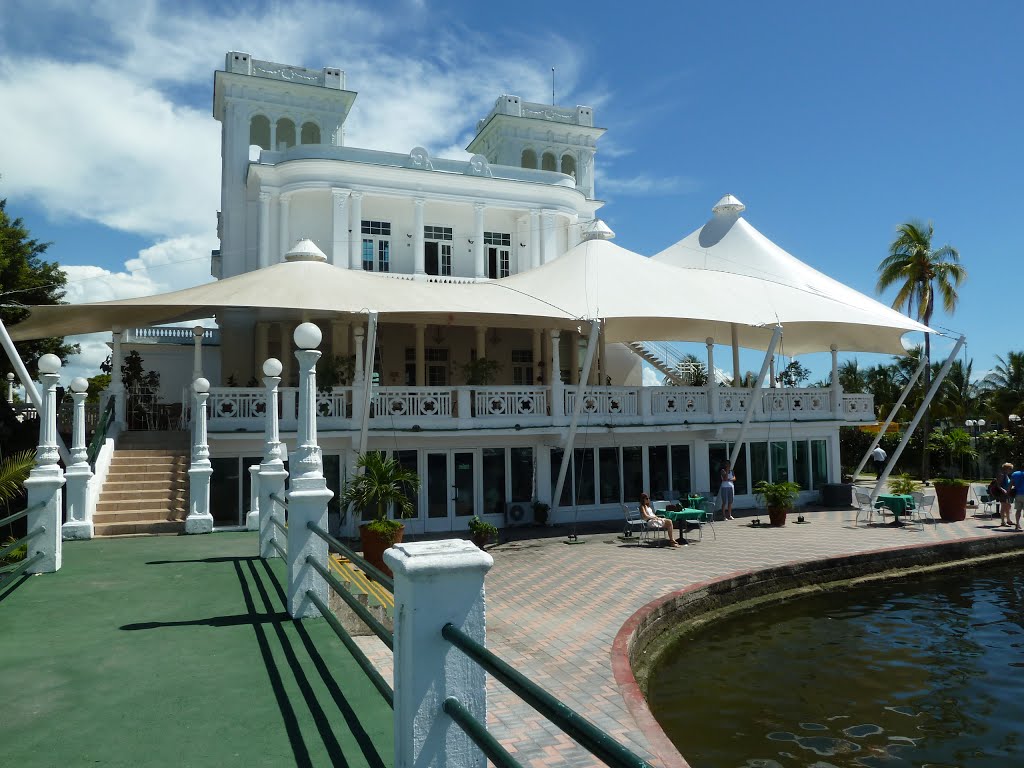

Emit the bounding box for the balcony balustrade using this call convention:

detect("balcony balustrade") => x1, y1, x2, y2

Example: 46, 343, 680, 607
191, 384, 875, 432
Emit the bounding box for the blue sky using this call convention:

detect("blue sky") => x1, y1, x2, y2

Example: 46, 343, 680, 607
1, 0, 1021, 389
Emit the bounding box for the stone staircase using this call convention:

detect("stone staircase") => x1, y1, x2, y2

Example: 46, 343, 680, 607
93, 431, 190, 537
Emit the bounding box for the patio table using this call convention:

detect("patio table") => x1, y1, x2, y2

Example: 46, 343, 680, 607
877, 493, 915, 526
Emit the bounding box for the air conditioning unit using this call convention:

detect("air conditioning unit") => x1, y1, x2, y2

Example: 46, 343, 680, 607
505, 502, 529, 528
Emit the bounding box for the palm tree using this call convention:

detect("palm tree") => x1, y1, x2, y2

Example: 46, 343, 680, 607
983, 351, 1024, 419
663, 353, 707, 386
340, 451, 420, 542
838, 359, 867, 393
934, 358, 978, 425
877, 221, 966, 480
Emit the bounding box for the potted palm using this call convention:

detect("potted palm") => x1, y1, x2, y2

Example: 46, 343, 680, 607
754, 480, 801, 527
468, 516, 498, 549
532, 500, 550, 526
340, 452, 420, 577
930, 428, 976, 522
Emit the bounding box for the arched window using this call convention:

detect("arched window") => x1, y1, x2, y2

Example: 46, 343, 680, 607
249, 115, 270, 150
521, 149, 537, 169
560, 154, 577, 178
300, 122, 321, 144
541, 152, 557, 172
276, 118, 296, 149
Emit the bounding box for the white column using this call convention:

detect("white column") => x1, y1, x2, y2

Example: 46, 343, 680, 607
541, 209, 556, 264
769, 355, 777, 388
331, 188, 350, 268
287, 323, 335, 619
529, 209, 540, 269
258, 190, 272, 268
473, 202, 485, 278
550, 329, 564, 419
385, 540, 494, 768
598, 326, 607, 386
413, 198, 426, 275
706, 337, 717, 420
331, 320, 350, 360
830, 344, 843, 418
25, 355, 65, 572
6, 372, 13, 403
255, 322, 270, 372
351, 324, 366, 426
186, 378, 214, 534
278, 192, 291, 261
415, 324, 426, 387
731, 323, 741, 387
280, 323, 294, 386
192, 326, 205, 383
475, 326, 486, 361
62, 378, 93, 540
349, 191, 363, 270
110, 327, 125, 429
258, 358, 288, 559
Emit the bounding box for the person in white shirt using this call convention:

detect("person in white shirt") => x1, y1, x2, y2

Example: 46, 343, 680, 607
871, 445, 887, 478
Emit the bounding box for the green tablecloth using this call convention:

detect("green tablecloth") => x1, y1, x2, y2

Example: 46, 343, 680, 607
877, 493, 915, 520
665, 508, 705, 523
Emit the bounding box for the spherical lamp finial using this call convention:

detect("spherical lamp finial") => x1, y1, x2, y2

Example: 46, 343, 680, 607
193, 325, 206, 338
70, 377, 89, 393
6, 372, 13, 382
38, 354, 62, 374
293, 322, 322, 350
193, 377, 211, 393
263, 358, 283, 377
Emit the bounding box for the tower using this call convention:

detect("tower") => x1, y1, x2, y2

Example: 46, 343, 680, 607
466, 96, 605, 199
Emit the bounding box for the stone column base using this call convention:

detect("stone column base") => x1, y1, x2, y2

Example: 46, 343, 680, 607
185, 513, 214, 534
61, 521, 93, 540
245, 509, 260, 531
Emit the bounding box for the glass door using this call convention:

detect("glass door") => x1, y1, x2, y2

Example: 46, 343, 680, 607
424, 450, 477, 532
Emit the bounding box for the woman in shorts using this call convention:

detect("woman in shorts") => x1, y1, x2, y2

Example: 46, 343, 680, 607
719, 461, 736, 520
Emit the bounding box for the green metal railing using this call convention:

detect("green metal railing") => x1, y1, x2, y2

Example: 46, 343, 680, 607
270, 516, 287, 538
442, 696, 522, 768
305, 555, 393, 649
306, 590, 394, 708
442, 622, 655, 768
0, 527, 43, 562
268, 539, 287, 560
0, 552, 44, 582
0, 504, 37, 529
307, 522, 394, 594
86, 395, 116, 469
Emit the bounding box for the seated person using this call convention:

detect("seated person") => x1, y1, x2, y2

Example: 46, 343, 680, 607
639, 493, 682, 547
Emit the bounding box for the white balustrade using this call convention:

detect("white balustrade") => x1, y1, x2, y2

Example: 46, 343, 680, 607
372, 387, 452, 419
762, 389, 832, 418
564, 387, 638, 417
207, 388, 268, 419
314, 389, 349, 418
651, 387, 708, 416
717, 388, 753, 417
473, 387, 548, 418
843, 393, 875, 420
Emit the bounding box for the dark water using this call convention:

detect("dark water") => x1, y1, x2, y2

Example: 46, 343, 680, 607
646, 564, 1024, 767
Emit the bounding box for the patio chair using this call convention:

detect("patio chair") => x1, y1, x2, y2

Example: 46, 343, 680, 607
910, 491, 936, 527
693, 490, 715, 520
687, 497, 717, 540
622, 504, 647, 545
974, 486, 997, 517
854, 489, 887, 527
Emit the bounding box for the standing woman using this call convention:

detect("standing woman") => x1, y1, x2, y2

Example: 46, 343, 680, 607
991, 462, 1014, 527
720, 461, 736, 520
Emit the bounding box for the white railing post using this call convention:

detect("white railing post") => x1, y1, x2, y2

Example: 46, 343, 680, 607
24, 354, 65, 573
258, 358, 288, 559
286, 323, 334, 619
186, 377, 214, 534
246, 464, 260, 531
62, 377, 94, 540
830, 344, 844, 419
385, 540, 494, 768
705, 337, 718, 420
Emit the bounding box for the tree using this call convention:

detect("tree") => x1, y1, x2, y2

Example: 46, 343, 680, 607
983, 352, 1024, 420
778, 360, 810, 387
838, 359, 867, 393
0, 198, 77, 376
339, 451, 420, 543
664, 353, 707, 386
876, 220, 966, 480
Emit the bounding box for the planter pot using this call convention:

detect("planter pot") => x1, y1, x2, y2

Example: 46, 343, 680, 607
359, 522, 405, 577
768, 506, 789, 527
935, 483, 969, 522
471, 533, 490, 550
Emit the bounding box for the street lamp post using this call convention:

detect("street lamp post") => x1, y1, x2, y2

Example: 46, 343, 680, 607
965, 418, 986, 479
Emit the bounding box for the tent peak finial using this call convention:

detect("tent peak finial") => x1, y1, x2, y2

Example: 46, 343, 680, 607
284, 238, 328, 263
712, 194, 745, 217
580, 219, 615, 241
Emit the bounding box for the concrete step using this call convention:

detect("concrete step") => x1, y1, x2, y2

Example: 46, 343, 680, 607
111, 449, 190, 459
102, 481, 187, 494
96, 498, 184, 513
93, 520, 185, 536
100, 488, 186, 502
93, 509, 186, 524
108, 461, 188, 473
103, 470, 184, 483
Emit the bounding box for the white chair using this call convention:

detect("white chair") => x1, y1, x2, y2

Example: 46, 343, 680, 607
622, 504, 647, 544
910, 491, 936, 527
854, 489, 886, 526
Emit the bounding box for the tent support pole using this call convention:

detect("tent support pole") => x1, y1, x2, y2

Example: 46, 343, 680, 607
873, 334, 966, 500
0, 317, 71, 464
357, 311, 378, 457
728, 325, 782, 469
852, 354, 927, 481
551, 320, 600, 533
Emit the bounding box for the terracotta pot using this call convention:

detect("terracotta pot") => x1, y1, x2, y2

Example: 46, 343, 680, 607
768, 506, 789, 527
359, 522, 405, 577
934, 483, 969, 522
471, 533, 489, 550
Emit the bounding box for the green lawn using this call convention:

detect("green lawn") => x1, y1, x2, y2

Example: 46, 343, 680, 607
0, 532, 392, 768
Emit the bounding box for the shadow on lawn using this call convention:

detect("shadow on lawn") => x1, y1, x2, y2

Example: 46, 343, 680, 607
121, 554, 387, 768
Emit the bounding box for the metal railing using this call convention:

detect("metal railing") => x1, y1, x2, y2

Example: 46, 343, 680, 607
0, 502, 46, 586
441, 622, 655, 768
443, 696, 521, 768
267, 492, 289, 558
87, 396, 116, 469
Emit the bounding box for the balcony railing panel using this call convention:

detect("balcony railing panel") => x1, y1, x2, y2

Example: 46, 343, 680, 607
842, 393, 875, 421
473, 387, 548, 419
372, 387, 453, 419
651, 387, 708, 417
762, 390, 831, 419
717, 388, 753, 417
564, 387, 638, 418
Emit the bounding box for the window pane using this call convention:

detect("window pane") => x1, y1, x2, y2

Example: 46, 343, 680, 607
750, 441, 769, 488
770, 441, 789, 483
811, 439, 829, 490
482, 448, 506, 515
574, 448, 595, 505
362, 239, 374, 271
453, 452, 474, 517
378, 240, 390, 272
550, 448, 572, 507
427, 453, 447, 519
622, 446, 643, 503
509, 447, 533, 503
598, 447, 621, 504
708, 443, 728, 494
670, 445, 691, 496
649, 446, 670, 500
793, 440, 810, 490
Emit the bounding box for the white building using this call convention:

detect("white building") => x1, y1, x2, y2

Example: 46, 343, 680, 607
11, 53, 930, 537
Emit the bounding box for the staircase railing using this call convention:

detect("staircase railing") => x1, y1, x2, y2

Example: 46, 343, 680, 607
87, 395, 116, 470
0, 503, 46, 588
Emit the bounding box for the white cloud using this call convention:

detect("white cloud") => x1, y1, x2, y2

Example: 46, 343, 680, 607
598, 173, 698, 197
642, 364, 661, 387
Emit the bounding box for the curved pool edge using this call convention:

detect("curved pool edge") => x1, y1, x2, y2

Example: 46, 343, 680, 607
610, 532, 1024, 768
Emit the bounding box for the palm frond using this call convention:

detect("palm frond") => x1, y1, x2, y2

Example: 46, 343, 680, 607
0, 449, 35, 507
